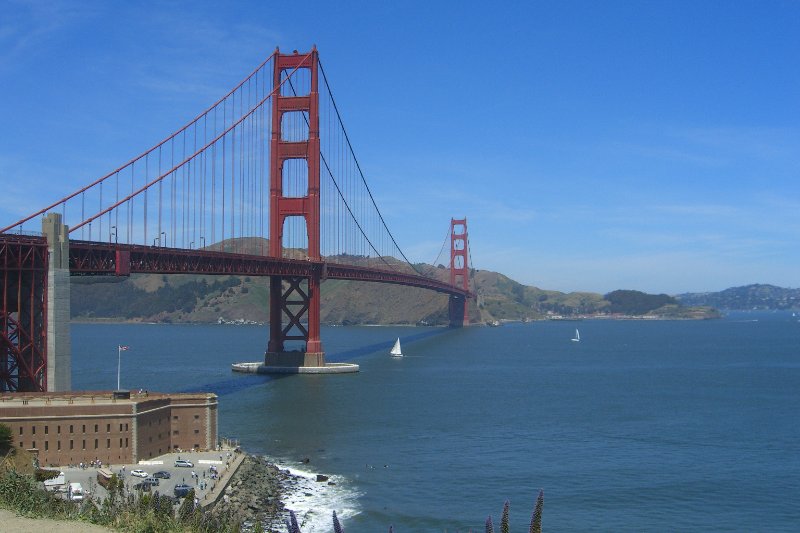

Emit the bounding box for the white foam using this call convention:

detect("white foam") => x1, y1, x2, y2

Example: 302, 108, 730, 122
264, 459, 362, 532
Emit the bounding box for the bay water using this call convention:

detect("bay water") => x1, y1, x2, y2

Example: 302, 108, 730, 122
72, 312, 800, 531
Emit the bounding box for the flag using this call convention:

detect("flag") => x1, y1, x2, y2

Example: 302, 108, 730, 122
119, 345, 129, 351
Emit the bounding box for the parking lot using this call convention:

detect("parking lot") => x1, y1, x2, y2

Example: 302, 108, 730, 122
47, 448, 244, 507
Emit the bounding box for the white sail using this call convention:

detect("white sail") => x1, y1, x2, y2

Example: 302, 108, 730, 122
572, 329, 580, 342
390, 337, 403, 357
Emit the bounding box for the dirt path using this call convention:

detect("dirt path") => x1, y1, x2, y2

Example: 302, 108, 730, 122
0, 509, 115, 532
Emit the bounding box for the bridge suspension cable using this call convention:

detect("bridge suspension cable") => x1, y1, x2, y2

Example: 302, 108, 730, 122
430, 224, 451, 270
316, 60, 423, 276
1, 50, 280, 239
1, 49, 447, 280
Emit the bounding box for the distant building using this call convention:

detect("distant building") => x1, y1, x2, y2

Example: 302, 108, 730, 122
0, 391, 217, 467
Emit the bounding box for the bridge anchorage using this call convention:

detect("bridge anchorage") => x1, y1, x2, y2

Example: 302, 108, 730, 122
0, 47, 473, 389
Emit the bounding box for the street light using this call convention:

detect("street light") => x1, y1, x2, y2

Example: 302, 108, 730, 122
200, 236, 206, 250
161, 232, 166, 247
110, 225, 116, 244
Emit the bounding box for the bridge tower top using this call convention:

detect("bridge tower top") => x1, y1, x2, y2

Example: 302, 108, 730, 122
269, 46, 320, 260
449, 217, 470, 326
450, 218, 469, 290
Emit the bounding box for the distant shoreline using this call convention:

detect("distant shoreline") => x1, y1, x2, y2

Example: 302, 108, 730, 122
71, 314, 723, 326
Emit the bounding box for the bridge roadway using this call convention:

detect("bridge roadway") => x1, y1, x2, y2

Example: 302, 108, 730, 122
1, 234, 469, 298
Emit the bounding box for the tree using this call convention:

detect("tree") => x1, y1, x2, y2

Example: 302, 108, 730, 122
0, 423, 12, 452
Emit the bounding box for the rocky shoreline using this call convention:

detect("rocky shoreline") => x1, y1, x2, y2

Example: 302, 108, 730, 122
210, 454, 291, 530
211, 454, 339, 532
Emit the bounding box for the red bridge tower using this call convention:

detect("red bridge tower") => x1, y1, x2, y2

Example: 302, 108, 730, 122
265, 47, 325, 367
448, 218, 470, 327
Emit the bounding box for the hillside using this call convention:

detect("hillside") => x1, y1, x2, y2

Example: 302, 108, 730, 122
70, 260, 718, 324
677, 284, 800, 310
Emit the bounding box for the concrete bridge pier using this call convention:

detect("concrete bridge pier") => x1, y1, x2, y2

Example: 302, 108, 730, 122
43, 213, 71, 392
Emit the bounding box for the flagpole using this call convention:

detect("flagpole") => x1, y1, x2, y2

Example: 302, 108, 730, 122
117, 345, 121, 391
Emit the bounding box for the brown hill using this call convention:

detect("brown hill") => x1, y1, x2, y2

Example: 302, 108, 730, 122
70, 238, 716, 324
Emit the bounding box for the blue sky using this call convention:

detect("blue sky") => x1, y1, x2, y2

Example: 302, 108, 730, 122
1, 0, 798, 294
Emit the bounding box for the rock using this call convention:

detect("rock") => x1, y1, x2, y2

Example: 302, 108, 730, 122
204, 454, 292, 526
315, 474, 329, 482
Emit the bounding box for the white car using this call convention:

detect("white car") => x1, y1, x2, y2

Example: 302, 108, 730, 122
130, 469, 148, 478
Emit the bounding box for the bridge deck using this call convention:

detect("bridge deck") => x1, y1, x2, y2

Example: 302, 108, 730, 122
1, 235, 469, 297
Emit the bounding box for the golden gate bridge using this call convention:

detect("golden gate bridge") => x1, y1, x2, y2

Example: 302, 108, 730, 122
0, 47, 472, 392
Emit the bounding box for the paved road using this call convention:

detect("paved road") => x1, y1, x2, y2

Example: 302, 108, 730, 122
46, 448, 243, 507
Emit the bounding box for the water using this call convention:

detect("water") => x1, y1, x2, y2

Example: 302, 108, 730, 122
72, 312, 800, 531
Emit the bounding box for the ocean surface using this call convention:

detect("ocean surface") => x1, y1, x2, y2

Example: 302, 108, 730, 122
72, 312, 800, 532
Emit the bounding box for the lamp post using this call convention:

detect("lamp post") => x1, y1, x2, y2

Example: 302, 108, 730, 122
200, 236, 205, 249
110, 225, 116, 244
161, 232, 166, 247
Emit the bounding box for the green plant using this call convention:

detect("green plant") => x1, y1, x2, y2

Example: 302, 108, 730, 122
0, 469, 76, 519
0, 424, 12, 452
501, 500, 510, 533
530, 490, 544, 533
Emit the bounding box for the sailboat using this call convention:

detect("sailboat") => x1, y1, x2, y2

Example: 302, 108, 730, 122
571, 329, 581, 342
390, 337, 403, 357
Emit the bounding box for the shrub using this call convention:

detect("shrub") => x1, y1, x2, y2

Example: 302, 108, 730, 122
0, 423, 12, 452
34, 469, 62, 482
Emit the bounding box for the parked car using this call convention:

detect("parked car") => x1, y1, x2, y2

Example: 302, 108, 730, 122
174, 460, 194, 468
130, 469, 148, 478
173, 483, 192, 497
144, 477, 160, 486
152, 470, 171, 479
67, 482, 84, 501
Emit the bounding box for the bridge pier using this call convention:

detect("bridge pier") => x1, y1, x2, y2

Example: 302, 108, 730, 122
258, 263, 359, 373
265, 270, 326, 368
43, 213, 71, 391
448, 294, 468, 328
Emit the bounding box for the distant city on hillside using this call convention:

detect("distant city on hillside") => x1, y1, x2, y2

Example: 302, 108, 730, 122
676, 284, 800, 310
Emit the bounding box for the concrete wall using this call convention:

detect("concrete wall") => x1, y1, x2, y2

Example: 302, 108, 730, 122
42, 213, 71, 392
134, 398, 172, 460
0, 397, 135, 466
169, 395, 219, 452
